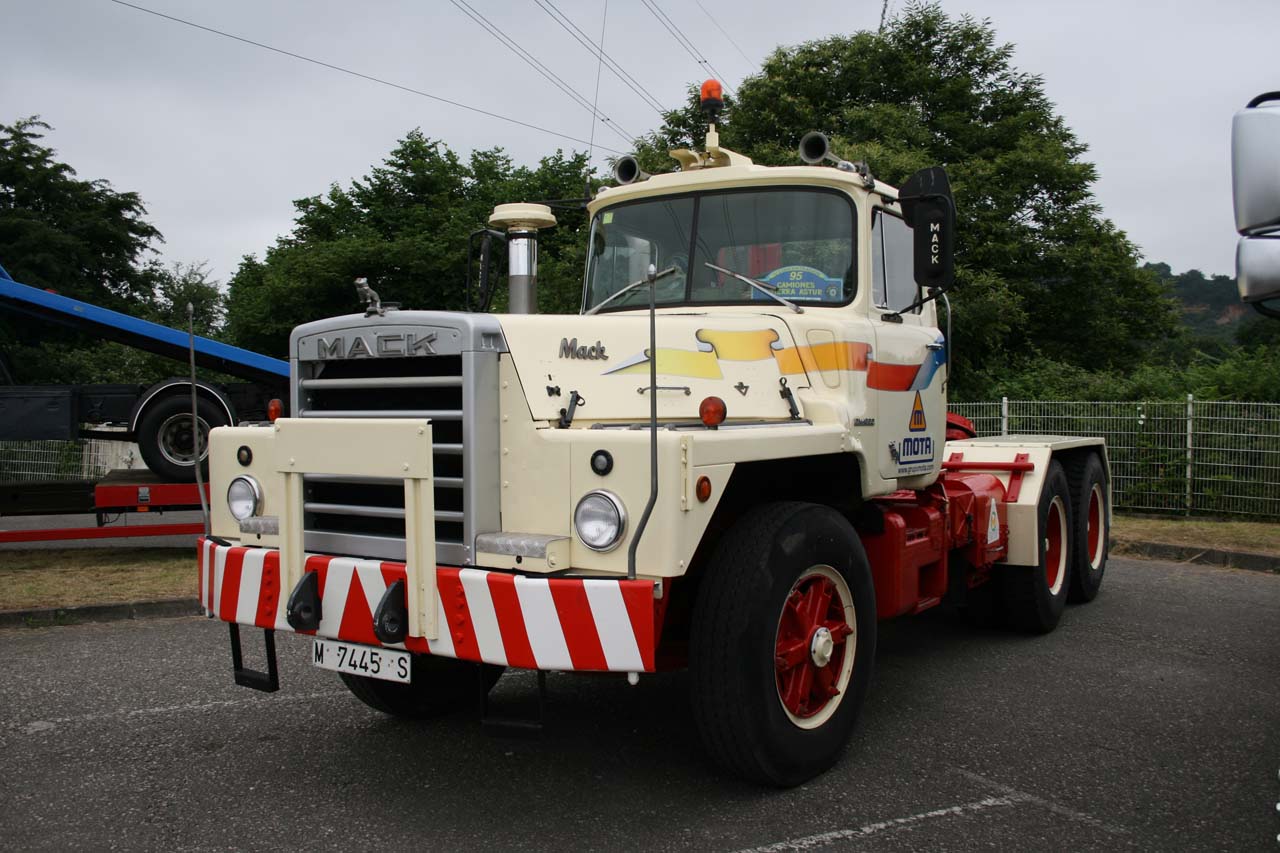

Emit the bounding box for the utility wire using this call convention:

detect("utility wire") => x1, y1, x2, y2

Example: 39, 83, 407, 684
104, 0, 625, 154
447, 0, 634, 143
585, 0, 609, 171
693, 0, 753, 67
640, 0, 734, 95
533, 0, 666, 115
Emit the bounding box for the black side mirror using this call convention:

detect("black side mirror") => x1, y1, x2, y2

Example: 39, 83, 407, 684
898, 166, 956, 291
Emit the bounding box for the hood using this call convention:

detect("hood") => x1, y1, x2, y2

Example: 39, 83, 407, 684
497, 311, 810, 423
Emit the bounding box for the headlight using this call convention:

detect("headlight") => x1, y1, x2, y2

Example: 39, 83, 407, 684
227, 476, 261, 521
574, 490, 626, 552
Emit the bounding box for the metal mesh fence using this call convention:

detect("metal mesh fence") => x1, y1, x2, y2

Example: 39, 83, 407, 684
5, 400, 1279, 517
950, 398, 1280, 518
0, 439, 135, 482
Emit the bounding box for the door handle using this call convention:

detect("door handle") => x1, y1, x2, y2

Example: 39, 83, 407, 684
925, 342, 945, 351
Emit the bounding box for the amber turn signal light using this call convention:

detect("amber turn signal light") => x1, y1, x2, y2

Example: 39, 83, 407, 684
696, 475, 712, 503
699, 396, 727, 428
267, 398, 284, 422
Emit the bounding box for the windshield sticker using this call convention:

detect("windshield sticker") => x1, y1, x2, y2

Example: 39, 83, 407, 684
755, 265, 843, 303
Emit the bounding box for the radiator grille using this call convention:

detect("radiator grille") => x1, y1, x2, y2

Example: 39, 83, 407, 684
291, 329, 501, 566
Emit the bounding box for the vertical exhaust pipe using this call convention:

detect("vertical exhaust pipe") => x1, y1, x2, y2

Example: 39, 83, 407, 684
488, 203, 557, 314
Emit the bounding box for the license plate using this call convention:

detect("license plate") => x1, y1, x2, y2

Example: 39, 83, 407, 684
312, 639, 410, 683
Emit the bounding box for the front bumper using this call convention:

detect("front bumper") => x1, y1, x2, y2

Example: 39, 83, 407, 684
198, 538, 661, 672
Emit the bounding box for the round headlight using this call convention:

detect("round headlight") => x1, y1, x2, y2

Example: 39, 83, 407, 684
227, 476, 261, 521
574, 490, 626, 552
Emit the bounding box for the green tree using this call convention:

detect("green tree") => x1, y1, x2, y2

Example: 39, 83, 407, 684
633, 3, 1180, 398
0, 117, 188, 384
226, 132, 593, 355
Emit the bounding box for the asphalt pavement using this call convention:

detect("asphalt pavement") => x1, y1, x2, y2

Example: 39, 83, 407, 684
2, 556, 1277, 851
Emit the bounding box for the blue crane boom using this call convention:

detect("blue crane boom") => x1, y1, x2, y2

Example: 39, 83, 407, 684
0, 262, 287, 385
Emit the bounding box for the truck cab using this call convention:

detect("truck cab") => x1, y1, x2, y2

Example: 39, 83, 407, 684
198, 85, 1109, 787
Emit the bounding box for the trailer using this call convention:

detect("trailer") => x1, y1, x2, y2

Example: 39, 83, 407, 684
193, 82, 1112, 787
0, 261, 288, 481
0, 470, 206, 543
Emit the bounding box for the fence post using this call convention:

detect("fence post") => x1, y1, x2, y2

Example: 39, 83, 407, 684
1185, 393, 1194, 516
1001, 396, 1009, 436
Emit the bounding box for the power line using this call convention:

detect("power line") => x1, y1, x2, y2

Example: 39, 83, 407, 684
585, 0, 609, 169
533, 0, 666, 115
693, 1, 753, 68
104, 0, 626, 154
639, 0, 734, 95
447, 0, 634, 143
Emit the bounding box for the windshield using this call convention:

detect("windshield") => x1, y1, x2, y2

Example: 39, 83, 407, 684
584, 187, 856, 312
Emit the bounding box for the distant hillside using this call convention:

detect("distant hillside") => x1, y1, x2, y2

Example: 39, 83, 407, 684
1145, 263, 1245, 341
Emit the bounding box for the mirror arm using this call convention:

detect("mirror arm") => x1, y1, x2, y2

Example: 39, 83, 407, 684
883, 282, 954, 320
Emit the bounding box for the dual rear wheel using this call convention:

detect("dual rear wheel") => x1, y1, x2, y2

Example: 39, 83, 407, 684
1001, 452, 1109, 632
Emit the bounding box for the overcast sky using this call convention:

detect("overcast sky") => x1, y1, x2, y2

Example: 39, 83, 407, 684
5, 0, 1276, 286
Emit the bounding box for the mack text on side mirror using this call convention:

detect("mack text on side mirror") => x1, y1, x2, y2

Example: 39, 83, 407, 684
898, 166, 956, 291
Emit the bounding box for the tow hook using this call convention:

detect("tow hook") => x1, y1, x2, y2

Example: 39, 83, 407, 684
285, 571, 322, 631
373, 579, 409, 644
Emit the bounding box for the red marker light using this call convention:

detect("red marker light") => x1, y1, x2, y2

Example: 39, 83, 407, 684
696, 475, 712, 503
267, 398, 284, 422
699, 396, 727, 428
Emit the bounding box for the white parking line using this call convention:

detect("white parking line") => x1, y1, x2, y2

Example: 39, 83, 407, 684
733, 794, 1031, 852
953, 767, 1130, 836
9, 690, 347, 734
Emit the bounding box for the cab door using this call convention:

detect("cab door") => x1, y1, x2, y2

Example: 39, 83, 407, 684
870, 208, 947, 480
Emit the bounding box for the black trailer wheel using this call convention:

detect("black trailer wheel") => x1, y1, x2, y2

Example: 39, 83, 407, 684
136, 394, 226, 482
1066, 452, 1109, 603
341, 655, 504, 719
690, 501, 877, 787
1002, 460, 1073, 633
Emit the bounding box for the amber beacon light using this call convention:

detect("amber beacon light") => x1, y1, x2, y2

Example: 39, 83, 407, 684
700, 79, 723, 119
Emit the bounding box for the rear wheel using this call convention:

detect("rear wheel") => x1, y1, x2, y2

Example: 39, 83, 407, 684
1002, 460, 1072, 633
136, 394, 227, 482
341, 655, 503, 719
690, 502, 877, 787
1066, 453, 1109, 603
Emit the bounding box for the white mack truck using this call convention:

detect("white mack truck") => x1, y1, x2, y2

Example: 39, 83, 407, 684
199, 82, 1110, 787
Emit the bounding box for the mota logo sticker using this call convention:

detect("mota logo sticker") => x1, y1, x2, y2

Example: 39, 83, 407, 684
909, 391, 927, 432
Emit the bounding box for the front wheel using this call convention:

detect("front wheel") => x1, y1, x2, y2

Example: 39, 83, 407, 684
341, 655, 503, 719
690, 502, 877, 787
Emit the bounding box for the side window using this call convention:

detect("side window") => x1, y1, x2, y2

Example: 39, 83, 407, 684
871, 210, 919, 313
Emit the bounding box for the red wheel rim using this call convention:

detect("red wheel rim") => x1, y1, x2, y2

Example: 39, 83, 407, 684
774, 565, 856, 729
1086, 483, 1105, 569
1044, 496, 1067, 595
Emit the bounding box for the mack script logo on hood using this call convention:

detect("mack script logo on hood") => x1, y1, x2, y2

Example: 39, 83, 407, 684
559, 338, 608, 360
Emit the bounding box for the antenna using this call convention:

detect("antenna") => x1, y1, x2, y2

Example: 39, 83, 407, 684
188, 302, 210, 536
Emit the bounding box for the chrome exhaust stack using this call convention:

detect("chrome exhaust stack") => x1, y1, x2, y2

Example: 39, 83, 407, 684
613, 155, 650, 185
488, 203, 557, 314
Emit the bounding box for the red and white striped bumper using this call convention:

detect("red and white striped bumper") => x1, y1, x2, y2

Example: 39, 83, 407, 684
197, 538, 661, 672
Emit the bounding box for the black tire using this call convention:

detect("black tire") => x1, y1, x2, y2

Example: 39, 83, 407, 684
689, 501, 877, 787
1065, 452, 1109, 603
1002, 460, 1073, 633
340, 655, 504, 719
136, 394, 227, 482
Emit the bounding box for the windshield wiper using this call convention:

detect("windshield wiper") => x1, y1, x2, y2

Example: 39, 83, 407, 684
703, 262, 804, 314
584, 266, 679, 315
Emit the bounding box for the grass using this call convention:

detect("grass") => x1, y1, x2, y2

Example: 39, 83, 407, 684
1111, 514, 1280, 556
0, 548, 194, 611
